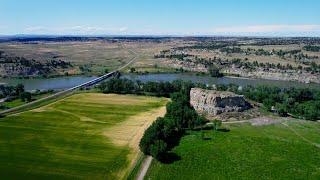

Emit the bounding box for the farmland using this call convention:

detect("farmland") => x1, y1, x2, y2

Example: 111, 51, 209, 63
146, 119, 320, 179
0, 93, 168, 179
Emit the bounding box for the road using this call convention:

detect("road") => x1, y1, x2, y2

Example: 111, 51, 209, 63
0, 45, 138, 116
137, 156, 153, 180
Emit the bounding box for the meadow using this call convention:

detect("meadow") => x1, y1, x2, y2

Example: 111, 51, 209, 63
0, 93, 168, 179
146, 119, 320, 179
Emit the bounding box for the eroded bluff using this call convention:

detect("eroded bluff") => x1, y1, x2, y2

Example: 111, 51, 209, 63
190, 88, 252, 116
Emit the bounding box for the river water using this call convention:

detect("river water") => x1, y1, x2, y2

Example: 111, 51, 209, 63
0, 73, 319, 91
0, 76, 97, 91
123, 73, 320, 89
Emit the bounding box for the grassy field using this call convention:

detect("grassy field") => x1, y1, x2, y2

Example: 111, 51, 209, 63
0, 93, 168, 179
146, 119, 320, 179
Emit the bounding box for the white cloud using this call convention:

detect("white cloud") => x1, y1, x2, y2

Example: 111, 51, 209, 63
18, 24, 320, 36
24, 25, 129, 35
212, 24, 320, 33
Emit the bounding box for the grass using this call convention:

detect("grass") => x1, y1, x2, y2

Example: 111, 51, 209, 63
146, 120, 320, 180
0, 93, 168, 179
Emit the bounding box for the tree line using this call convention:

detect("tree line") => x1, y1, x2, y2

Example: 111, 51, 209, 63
216, 84, 320, 120
303, 45, 320, 52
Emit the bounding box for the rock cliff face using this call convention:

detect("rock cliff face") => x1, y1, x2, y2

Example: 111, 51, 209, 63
190, 88, 252, 116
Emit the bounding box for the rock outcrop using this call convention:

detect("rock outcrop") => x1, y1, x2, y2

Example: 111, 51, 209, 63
190, 88, 252, 116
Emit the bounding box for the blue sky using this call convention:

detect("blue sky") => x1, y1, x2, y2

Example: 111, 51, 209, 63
1, 0, 320, 36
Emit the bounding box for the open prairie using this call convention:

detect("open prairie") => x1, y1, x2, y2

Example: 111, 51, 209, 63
0, 93, 168, 179
146, 119, 320, 179
0, 41, 133, 74
0, 40, 177, 75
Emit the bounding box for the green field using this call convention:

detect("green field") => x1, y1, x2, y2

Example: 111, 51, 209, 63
146, 120, 320, 179
0, 93, 168, 179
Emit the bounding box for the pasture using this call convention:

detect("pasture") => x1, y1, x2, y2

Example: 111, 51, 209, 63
0, 93, 168, 179
146, 119, 320, 179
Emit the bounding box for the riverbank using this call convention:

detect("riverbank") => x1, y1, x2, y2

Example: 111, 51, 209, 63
1, 73, 320, 92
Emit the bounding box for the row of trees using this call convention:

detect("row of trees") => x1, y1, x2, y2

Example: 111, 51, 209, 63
98, 78, 207, 97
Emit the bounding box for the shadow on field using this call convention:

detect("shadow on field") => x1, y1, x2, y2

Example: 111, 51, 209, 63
218, 128, 230, 132
159, 152, 181, 164
166, 132, 184, 150
202, 137, 212, 140
192, 126, 231, 132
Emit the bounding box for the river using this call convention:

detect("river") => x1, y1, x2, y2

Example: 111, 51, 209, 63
0, 73, 319, 91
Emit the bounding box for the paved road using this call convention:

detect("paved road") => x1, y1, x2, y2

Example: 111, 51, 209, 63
137, 156, 153, 180
0, 45, 138, 116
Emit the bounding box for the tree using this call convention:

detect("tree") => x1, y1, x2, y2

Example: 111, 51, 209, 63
130, 67, 136, 73
15, 84, 25, 96
275, 103, 287, 117
20, 92, 32, 102
150, 140, 167, 160
212, 119, 222, 131
208, 65, 223, 77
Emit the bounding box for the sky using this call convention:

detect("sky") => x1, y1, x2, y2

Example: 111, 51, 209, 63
1, 0, 320, 36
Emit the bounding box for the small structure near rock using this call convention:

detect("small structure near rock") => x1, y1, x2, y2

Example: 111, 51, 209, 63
190, 88, 252, 116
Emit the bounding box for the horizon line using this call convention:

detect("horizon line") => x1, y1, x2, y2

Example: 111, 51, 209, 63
1, 34, 320, 38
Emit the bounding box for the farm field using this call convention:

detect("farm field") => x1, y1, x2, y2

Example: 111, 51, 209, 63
0, 93, 168, 179
146, 119, 320, 179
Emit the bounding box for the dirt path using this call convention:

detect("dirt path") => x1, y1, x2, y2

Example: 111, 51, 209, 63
281, 122, 320, 148
222, 120, 250, 124
137, 156, 153, 180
